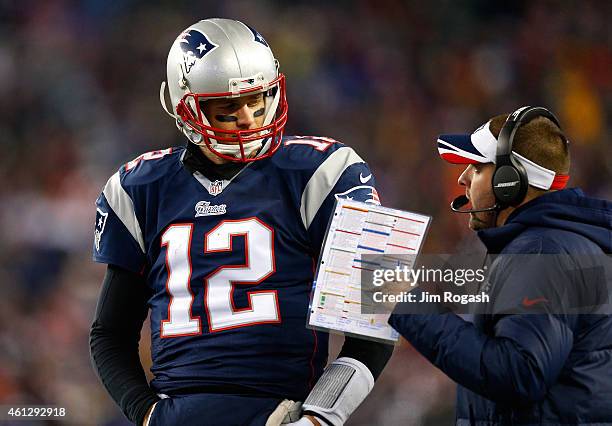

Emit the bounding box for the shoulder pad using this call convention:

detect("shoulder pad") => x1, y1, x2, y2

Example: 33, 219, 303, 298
282, 135, 345, 153
274, 136, 352, 170
120, 146, 182, 186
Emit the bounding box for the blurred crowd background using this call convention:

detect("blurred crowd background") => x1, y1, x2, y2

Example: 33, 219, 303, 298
0, 0, 610, 424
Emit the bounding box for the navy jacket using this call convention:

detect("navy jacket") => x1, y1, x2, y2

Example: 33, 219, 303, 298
389, 189, 612, 425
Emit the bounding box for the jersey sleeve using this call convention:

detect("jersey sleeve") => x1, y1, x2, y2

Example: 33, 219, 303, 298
93, 170, 147, 273
300, 145, 380, 250
488, 251, 607, 315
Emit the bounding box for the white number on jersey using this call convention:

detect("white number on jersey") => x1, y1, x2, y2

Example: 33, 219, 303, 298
161, 224, 201, 337
205, 218, 279, 331
284, 136, 338, 152
160, 218, 279, 337
126, 148, 173, 171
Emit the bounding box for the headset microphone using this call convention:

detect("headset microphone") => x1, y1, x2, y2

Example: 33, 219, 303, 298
450, 195, 500, 213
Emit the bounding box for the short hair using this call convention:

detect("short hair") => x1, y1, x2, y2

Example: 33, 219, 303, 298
488, 113, 570, 175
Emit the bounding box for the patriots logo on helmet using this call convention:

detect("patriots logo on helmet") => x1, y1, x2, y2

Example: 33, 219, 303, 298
334, 186, 381, 205
246, 24, 269, 47
178, 29, 218, 73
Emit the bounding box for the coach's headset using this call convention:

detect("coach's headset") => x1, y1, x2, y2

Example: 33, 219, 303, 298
452, 106, 565, 213
493, 106, 565, 207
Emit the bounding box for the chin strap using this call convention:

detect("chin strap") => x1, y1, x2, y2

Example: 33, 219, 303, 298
301, 357, 374, 426
159, 81, 175, 118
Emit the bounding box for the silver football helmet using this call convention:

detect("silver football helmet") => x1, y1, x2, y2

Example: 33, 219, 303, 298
160, 18, 288, 162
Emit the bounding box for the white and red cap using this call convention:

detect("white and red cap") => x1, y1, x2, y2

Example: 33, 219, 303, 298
437, 121, 569, 190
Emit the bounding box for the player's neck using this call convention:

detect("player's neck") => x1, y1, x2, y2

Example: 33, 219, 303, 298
183, 143, 245, 181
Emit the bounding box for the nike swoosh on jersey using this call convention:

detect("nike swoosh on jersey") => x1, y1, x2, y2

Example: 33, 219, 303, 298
359, 173, 372, 184
522, 296, 548, 307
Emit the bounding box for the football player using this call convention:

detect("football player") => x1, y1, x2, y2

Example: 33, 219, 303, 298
90, 19, 393, 426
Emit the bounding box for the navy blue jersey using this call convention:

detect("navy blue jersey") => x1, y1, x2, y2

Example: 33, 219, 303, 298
93, 136, 379, 400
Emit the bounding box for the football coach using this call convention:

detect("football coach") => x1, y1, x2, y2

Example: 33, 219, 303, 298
388, 106, 612, 425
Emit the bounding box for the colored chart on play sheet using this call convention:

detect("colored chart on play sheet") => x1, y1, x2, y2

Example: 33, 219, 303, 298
308, 199, 431, 342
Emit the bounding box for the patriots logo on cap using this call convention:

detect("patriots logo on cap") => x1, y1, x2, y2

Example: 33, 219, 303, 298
178, 29, 218, 73
246, 24, 269, 47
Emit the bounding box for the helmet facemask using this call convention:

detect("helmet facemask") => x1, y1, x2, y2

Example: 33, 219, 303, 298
174, 73, 288, 163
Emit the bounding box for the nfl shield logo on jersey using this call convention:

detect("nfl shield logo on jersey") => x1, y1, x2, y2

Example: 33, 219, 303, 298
208, 180, 224, 196
94, 207, 108, 252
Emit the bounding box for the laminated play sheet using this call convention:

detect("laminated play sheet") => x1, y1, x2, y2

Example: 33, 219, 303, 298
307, 198, 431, 342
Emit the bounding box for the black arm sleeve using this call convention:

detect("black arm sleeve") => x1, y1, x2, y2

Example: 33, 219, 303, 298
89, 264, 160, 425
338, 336, 394, 380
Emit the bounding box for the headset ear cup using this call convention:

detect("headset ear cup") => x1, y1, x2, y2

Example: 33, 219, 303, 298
494, 105, 547, 208
492, 164, 528, 207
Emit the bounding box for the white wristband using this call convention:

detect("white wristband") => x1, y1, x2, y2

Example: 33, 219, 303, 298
302, 357, 374, 426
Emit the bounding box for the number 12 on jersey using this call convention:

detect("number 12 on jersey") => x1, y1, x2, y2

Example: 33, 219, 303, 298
160, 217, 280, 337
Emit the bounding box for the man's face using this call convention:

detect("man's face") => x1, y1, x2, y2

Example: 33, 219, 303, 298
201, 93, 266, 138
457, 163, 497, 230
199, 93, 266, 164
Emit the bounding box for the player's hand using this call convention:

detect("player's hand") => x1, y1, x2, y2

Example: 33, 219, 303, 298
142, 401, 158, 426
265, 400, 302, 426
